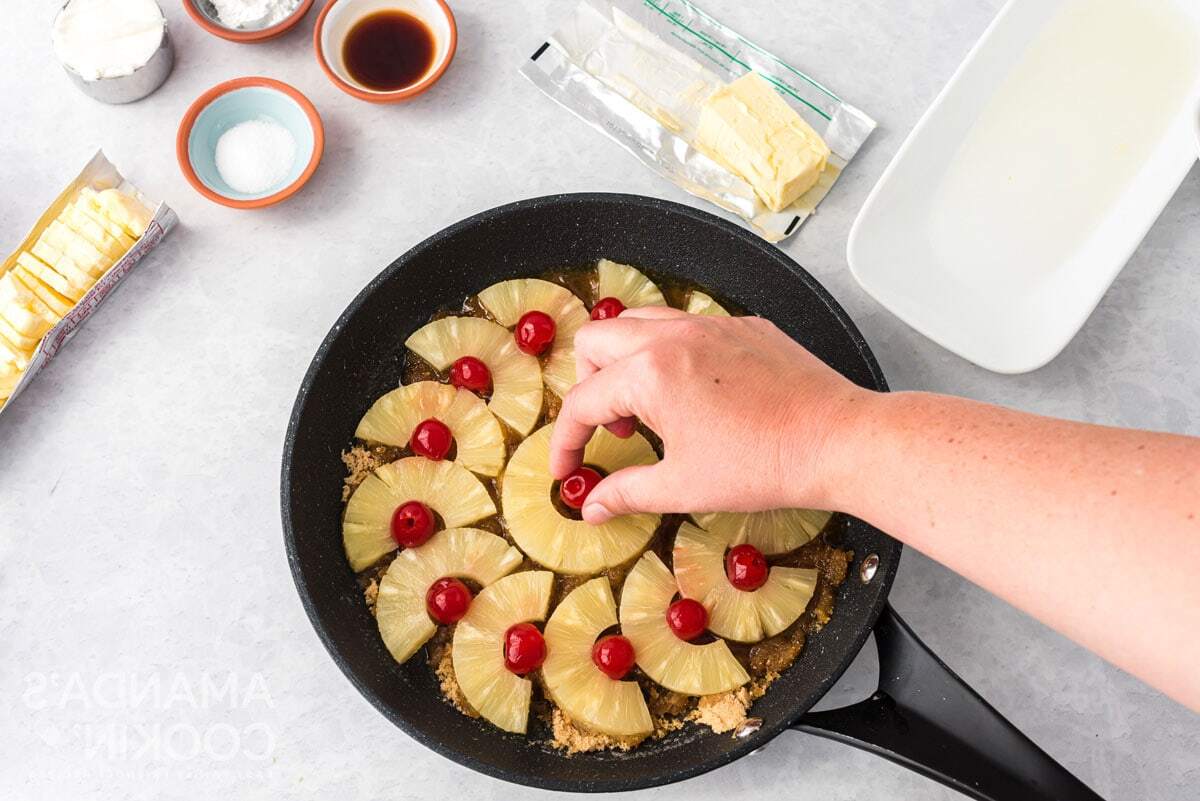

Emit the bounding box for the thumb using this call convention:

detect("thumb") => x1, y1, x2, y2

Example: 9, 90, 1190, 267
583, 463, 671, 524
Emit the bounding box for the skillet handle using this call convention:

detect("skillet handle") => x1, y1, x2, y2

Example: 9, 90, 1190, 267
790, 604, 1105, 801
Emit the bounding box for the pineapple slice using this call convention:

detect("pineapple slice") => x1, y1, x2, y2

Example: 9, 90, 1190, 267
376, 527, 523, 663
355, 381, 506, 477
406, 316, 543, 437
619, 551, 749, 695
691, 508, 832, 556
502, 423, 660, 575
596, 259, 666, 308
673, 520, 817, 642
452, 570, 554, 733
343, 457, 496, 571
477, 278, 589, 399
543, 578, 653, 737
686, 290, 729, 316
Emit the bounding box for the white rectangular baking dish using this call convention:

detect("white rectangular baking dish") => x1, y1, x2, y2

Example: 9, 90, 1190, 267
847, 0, 1200, 374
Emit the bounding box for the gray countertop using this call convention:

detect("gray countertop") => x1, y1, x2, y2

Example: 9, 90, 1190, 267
1, 1, 1196, 799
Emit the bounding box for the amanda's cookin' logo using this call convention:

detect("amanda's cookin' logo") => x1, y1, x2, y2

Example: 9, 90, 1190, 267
22, 671, 275, 764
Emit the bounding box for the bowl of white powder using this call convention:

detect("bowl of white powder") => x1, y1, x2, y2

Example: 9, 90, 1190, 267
183, 0, 314, 43
177, 77, 324, 209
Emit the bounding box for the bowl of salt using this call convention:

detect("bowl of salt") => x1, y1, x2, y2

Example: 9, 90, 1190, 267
177, 76, 324, 209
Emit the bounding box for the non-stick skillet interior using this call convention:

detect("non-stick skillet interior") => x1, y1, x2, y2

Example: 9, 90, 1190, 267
282, 194, 900, 792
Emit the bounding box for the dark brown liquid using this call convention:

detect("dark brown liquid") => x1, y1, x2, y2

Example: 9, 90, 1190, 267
342, 11, 436, 92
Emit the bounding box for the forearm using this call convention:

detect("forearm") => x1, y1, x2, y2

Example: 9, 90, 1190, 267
817, 391, 1200, 711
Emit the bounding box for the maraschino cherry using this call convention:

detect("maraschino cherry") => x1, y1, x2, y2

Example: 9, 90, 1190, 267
410, 418, 453, 460
390, 500, 435, 548
591, 297, 625, 321
559, 467, 603, 510
592, 635, 636, 680
450, 356, 492, 394
503, 623, 547, 675
426, 577, 472, 624
515, 310, 556, 356
666, 598, 707, 641
725, 544, 769, 592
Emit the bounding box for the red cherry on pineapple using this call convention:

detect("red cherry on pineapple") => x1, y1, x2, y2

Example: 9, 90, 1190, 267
725, 544, 769, 592
450, 356, 492, 394
410, 418, 453, 460
515, 310, 556, 356
559, 467, 603, 510
390, 500, 435, 548
503, 623, 547, 675
591, 297, 626, 321
666, 598, 707, 641
592, 635, 636, 680
426, 577, 472, 624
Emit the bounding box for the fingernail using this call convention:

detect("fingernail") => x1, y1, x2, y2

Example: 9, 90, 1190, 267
582, 502, 611, 524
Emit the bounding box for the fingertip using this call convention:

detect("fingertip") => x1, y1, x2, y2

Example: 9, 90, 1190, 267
603, 417, 637, 438
582, 501, 613, 525
548, 448, 584, 480
619, 306, 688, 320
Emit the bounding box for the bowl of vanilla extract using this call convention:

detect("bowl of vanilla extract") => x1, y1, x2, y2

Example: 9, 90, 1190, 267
314, 0, 457, 103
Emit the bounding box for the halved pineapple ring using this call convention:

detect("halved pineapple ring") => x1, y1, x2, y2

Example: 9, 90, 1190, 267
376, 528, 524, 663
355, 381, 506, 477
405, 316, 543, 437
691, 508, 832, 556
686, 290, 729, 316
543, 578, 653, 738
674, 520, 817, 643
502, 423, 660, 575
452, 570, 555, 733
477, 278, 589, 399
596, 259, 666, 308
619, 551, 749, 695
343, 457, 496, 572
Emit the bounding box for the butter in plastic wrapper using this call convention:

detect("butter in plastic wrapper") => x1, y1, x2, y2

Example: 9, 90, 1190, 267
0, 150, 177, 415
521, 0, 876, 241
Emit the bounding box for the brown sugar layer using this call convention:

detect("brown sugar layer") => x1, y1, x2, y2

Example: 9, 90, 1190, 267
690, 688, 752, 734
427, 629, 477, 718
549, 709, 645, 754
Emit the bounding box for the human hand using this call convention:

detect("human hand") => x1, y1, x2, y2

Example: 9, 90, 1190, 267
549, 307, 871, 524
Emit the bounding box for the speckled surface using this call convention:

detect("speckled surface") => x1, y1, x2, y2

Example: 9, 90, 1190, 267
0, 1, 1196, 800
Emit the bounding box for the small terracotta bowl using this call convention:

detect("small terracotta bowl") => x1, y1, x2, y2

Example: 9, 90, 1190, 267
177, 77, 324, 209
183, 0, 315, 43
314, 0, 457, 103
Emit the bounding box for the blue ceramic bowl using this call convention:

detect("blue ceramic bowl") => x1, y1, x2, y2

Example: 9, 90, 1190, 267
177, 77, 324, 208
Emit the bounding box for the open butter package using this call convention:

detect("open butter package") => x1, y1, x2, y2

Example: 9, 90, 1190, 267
0, 151, 176, 414
522, 0, 876, 242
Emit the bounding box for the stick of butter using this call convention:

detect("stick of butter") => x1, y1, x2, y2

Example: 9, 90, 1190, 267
696, 72, 831, 213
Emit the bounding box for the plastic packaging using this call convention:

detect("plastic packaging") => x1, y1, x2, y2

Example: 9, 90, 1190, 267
522, 0, 876, 241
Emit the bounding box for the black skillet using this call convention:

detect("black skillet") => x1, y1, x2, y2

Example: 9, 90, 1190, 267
282, 194, 1104, 800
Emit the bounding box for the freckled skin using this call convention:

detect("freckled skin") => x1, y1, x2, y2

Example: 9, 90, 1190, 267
550, 305, 1200, 713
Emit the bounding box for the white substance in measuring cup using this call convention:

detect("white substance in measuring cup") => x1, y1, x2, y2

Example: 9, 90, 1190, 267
52, 0, 166, 81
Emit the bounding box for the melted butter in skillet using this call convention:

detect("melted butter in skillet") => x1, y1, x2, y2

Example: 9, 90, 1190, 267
344, 266, 850, 748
